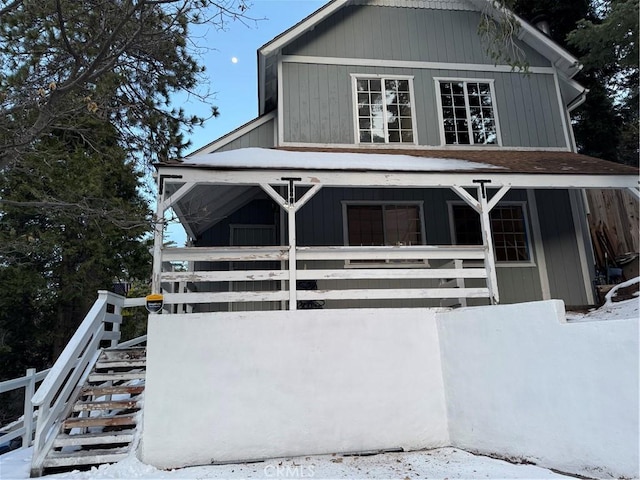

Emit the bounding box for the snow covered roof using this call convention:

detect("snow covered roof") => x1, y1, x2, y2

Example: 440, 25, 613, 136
171, 147, 638, 176
180, 147, 501, 172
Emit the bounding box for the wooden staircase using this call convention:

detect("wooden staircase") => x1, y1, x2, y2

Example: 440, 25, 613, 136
40, 347, 146, 474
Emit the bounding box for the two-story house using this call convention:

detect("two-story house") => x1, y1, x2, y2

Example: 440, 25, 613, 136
152, 0, 637, 313
25, 1, 639, 476
137, 0, 639, 472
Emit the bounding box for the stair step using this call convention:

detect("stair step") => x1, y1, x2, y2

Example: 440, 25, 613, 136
95, 359, 146, 369
43, 447, 129, 468
53, 430, 136, 447
81, 385, 145, 397
100, 348, 146, 361
64, 413, 138, 429
73, 400, 140, 412
88, 371, 146, 382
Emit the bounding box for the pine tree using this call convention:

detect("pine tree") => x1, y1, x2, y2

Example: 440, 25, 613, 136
0, 117, 151, 375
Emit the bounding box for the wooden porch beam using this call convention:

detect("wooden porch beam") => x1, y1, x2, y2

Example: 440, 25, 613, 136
160, 182, 197, 212
450, 186, 481, 213
294, 184, 323, 212
487, 185, 512, 211
259, 183, 288, 209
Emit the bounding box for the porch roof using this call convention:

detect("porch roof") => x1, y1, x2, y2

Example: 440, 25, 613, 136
158, 148, 637, 240
173, 147, 638, 177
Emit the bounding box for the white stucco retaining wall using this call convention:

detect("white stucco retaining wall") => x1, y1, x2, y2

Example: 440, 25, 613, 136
141, 308, 449, 469
438, 300, 639, 479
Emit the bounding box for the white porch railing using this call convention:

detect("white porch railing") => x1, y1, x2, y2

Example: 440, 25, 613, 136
0, 368, 49, 454
27, 291, 146, 476
159, 245, 490, 310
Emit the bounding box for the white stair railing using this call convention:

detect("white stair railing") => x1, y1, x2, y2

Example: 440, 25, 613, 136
28, 291, 146, 477
0, 368, 50, 453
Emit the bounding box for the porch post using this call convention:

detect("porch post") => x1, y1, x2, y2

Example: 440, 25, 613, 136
260, 181, 323, 311
288, 205, 297, 310
478, 186, 500, 304
151, 183, 165, 295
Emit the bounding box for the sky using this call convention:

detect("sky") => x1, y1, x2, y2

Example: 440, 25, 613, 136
177, 0, 326, 155
163, 1, 326, 245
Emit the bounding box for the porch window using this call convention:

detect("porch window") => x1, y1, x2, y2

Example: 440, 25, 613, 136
436, 79, 500, 145
346, 204, 423, 247
353, 75, 416, 144
450, 204, 531, 262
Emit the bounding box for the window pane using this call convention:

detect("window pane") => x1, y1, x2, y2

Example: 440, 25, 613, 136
401, 130, 414, 142
452, 205, 482, 245
440, 80, 497, 145
360, 131, 372, 142
347, 205, 423, 248
370, 79, 382, 91
347, 206, 384, 246
457, 131, 470, 144
384, 206, 421, 245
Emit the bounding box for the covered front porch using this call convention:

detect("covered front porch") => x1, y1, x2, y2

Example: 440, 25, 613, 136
152, 148, 638, 313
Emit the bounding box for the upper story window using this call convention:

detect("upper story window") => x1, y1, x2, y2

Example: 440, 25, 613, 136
449, 203, 532, 263
352, 75, 417, 144
436, 79, 501, 146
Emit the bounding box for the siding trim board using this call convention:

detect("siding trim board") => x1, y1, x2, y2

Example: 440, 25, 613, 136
552, 70, 572, 149
279, 142, 570, 152
282, 55, 557, 76
527, 190, 551, 300
277, 58, 285, 146
569, 190, 595, 304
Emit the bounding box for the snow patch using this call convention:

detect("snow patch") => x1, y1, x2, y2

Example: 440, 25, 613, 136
182, 147, 503, 172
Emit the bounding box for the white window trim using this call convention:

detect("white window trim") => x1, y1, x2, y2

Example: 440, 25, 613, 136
447, 200, 536, 267
350, 73, 418, 146
342, 200, 428, 268
434, 77, 503, 147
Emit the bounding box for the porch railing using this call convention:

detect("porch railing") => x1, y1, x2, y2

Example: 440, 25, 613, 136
0, 368, 50, 455
160, 245, 490, 311
28, 291, 146, 476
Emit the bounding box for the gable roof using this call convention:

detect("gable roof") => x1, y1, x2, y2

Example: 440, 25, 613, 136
257, 0, 583, 115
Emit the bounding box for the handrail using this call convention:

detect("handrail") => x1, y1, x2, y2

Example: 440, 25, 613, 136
27, 291, 148, 476
0, 368, 49, 454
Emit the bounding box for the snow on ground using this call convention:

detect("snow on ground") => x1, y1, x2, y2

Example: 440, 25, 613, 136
0, 446, 572, 480
566, 280, 639, 322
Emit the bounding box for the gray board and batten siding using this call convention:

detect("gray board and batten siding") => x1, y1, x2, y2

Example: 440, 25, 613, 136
295, 186, 544, 307
282, 6, 550, 66
282, 63, 567, 147
215, 118, 275, 153
194, 186, 589, 308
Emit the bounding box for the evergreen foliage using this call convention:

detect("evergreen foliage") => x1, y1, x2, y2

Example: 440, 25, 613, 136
0, 0, 251, 383
0, 117, 151, 378
483, 0, 638, 166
